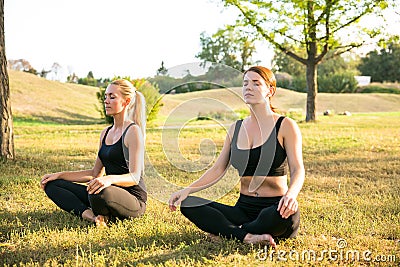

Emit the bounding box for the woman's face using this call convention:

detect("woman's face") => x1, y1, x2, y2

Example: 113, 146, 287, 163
104, 84, 129, 116
242, 71, 271, 105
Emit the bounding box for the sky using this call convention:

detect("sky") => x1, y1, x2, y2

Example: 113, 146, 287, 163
5, 1, 400, 81
4, 0, 274, 81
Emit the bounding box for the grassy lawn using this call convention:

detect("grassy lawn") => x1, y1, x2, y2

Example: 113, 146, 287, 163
0, 112, 399, 266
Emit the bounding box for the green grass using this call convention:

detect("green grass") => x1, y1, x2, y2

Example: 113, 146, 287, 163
1, 113, 399, 266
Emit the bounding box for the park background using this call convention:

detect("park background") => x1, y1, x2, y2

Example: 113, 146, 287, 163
1, 0, 400, 266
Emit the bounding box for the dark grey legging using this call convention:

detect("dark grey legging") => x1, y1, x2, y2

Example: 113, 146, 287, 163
44, 179, 145, 220
180, 194, 300, 241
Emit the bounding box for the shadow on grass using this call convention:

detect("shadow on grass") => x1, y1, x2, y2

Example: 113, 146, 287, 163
0, 207, 254, 266
133, 238, 253, 266
14, 108, 103, 125
0, 209, 91, 239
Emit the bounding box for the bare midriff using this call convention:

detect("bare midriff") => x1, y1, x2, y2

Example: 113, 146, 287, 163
240, 175, 288, 197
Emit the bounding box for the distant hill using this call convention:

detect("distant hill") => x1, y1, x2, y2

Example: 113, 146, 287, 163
9, 70, 102, 124
159, 86, 400, 120
8, 70, 400, 125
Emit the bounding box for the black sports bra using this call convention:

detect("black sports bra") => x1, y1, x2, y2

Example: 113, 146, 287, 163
230, 116, 287, 177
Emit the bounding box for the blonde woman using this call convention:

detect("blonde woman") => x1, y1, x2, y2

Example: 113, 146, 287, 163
169, 66, 305, 247
41, 79, 147, 226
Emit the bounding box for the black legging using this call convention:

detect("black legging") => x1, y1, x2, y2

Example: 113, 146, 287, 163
180, 194, 300, 241
44, 179, 146, 220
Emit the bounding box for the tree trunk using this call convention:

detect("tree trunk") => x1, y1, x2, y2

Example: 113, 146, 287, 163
0, 0, 15, 160
305, 62, 317, 122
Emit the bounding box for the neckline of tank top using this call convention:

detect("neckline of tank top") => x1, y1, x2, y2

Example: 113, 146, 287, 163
233, 118, 283, 151
103, 123, 136, 146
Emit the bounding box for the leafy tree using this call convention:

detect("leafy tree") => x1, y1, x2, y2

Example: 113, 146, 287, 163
223, 0, 397, 121
358, 41, 400, 82
78, 71, 98, 86
87, 71, 94, 79
0, 0, 14, 159
196, 26, 256, 72
272, 43, 305, 77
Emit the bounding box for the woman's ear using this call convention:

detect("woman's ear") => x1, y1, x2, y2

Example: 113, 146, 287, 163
268, 86, 274, 97
124, 98, 131, 107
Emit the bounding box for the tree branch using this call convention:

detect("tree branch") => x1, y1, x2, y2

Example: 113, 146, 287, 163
232, 2, 308, 65
331, 2, 380, 35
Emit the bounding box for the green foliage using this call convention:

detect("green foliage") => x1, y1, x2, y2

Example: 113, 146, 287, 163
275, 50, 360, 93
358, 84, 400, 94
272, 43, 305, 77
318, 73, 358, 93
358, 42, 400, 82
149, 75, 183, 94
197, 108, 247, 122
134, 79, 163, 125
275, 72, 293, 89
196, 27, 257, 72
289, 75, 307, 92
96, 78, 162, 125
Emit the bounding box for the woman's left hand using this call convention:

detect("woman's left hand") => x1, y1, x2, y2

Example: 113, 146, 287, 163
87, 177, 111, 194
277, 195, 298, 219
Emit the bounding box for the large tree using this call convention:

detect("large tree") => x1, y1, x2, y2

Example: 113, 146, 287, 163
223, 0, 396, 121
0, 0, 14, 159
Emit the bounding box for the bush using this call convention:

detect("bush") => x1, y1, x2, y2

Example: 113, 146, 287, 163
275, 72, 292, 89
96, 78, 162, 125
357, 84, 400, 94
318, 73, 358, 93
288, 75, 307, 92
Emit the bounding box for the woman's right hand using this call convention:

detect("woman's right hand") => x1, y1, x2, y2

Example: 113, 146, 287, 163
168, 188, 190, 212
40, 173, 60, 190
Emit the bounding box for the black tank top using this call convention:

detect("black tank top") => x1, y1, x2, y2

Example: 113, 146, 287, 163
230, 116, 287, 177
98, 123, 147, 202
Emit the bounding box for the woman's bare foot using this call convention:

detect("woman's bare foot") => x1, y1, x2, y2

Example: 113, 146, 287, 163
243, 233, 276, 249
82, 209, 108, 227
82, 209, 96, 223
206, 233, 222, 242
94, 215, 108, 227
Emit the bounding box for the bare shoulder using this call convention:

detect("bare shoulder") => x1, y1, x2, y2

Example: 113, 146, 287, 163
280, 117, 302, 136
125, 123, 142, 138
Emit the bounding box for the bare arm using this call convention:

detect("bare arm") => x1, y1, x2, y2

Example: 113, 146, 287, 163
277, 117, 305, 218
168, 123, 235, 210
40, 128, 107, 189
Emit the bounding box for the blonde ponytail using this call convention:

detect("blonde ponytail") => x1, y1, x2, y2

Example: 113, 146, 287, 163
127, 90, 146, 139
